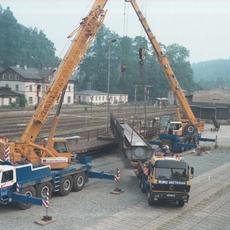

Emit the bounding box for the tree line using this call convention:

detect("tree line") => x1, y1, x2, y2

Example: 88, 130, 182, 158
77, 26, 199, 101
0, 6, 198, 101
0, 6, 58, 68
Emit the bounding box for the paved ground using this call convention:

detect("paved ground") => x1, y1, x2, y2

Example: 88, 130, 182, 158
0, 125, 230, 230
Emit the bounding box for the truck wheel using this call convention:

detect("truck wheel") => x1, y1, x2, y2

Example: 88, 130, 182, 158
59, 176, 73, 196
176, 200, 185, 207
17, 186, 36, 210
72, 172, 87, 192
37, 182, 53, 199
183, 124, 197, 136
147, 190, 154, 206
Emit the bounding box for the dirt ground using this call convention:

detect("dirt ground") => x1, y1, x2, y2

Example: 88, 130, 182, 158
0, 125, 230, 230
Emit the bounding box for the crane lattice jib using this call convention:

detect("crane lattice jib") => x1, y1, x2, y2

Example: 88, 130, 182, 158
20, 0, 108, 143
125, 0, 197, 125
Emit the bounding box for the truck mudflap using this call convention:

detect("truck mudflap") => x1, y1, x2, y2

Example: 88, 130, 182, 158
87, 171, 114, 181
151, 191, 189, 203
12, 193, 43, 206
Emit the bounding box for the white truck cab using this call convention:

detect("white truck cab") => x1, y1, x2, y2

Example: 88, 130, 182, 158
0, 165, 16, 189
167, 121, 183, 136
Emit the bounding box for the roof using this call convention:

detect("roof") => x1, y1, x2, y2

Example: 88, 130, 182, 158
76, 90, 128, 96
10, 66, 54, 80
76, 90, 107, 96
193, 89, 230, 104
0, 87, 20, 97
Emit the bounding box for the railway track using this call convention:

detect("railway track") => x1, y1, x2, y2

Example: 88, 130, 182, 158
0, 105, 176, 139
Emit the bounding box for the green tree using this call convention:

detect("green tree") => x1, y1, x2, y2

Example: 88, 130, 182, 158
0, 5, 58, 68
77, 27, 197, 101
166, 43, 199, 93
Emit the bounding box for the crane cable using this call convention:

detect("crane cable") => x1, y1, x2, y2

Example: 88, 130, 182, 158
57, 0, 92, 60
120, 1, 130, 82
123, 2, 127, 37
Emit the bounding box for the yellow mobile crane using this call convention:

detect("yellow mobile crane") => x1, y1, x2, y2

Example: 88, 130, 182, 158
0, 0, 108, 169
125, 0, 204, 140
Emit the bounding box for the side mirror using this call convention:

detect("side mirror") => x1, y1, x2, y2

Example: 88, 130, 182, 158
191, 167, 194, 175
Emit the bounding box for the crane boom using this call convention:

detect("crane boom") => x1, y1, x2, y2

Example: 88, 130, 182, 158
125, 0, 203, 131
0, 0, 109, 165
20, 0, 108, 144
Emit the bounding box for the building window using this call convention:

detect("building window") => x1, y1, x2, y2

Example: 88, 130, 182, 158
15, 85, 19, 92
68, 85, 71, 92
29, 97, 33, 104
5, 84, 9, 88
29, 85, 32, 92
95, 96, 97, 101
67, 96, 71, 104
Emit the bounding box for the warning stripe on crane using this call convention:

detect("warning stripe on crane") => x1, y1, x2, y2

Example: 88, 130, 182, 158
3, 145, 10, 161
16, 183, 20, 193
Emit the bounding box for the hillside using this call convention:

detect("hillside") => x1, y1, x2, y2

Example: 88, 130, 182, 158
192, 59, 230, 88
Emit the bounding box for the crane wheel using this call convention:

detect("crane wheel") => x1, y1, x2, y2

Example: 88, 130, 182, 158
183, 124, 197, 136
17, 186, 36, 210
58, 176, 73, 196
72, 172, 87, 192
37, 182, 53, 199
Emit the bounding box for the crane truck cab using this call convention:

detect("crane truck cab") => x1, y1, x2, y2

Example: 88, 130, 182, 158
166, 121, 183, 136
0, 164, 16, 192
137, 155, 194, 207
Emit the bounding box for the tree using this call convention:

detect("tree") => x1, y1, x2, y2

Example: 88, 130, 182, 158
77, 29, 198, 101
0, 5, 58, 68
166, 43, 199, 93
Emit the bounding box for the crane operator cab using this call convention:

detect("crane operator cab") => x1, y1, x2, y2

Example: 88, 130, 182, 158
50, 138, 73, 159
166, 121, 183, 136
42, 137, 74, 165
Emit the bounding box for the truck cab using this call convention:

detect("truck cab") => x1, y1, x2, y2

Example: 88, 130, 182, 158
166, 121, 183, 136
0, 164, 16, 202
139, 155, 194, 206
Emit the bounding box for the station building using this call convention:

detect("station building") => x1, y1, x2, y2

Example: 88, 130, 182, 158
0, 66, 74, 106
75, 90, 128, 105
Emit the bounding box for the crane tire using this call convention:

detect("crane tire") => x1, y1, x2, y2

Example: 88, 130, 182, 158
72, 172, 87, 192
183, 124, 197, 136
58, 176, 73, 196
37, 182, 53, 199
17, 186, 36, 210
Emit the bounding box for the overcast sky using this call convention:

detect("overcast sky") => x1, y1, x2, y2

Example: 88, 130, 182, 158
1, 0, 230, 63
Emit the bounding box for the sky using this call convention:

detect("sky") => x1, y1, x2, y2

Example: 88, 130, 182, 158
1, 0, 230, 63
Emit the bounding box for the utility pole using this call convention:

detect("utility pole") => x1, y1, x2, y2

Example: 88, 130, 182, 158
106, 39, 116, 133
